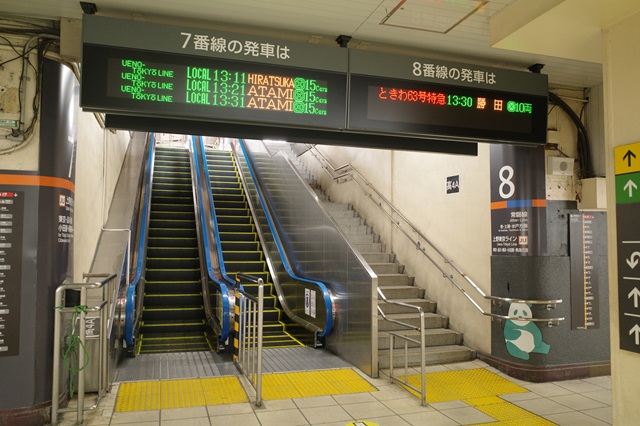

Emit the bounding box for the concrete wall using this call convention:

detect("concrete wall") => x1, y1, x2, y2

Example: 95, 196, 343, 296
74, 119, 130, 282
603, 9, 640, 424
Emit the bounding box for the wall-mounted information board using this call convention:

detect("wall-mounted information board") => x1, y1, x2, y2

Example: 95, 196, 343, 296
348, 50, 548, 144
82, 45, 347, 129
81, 15, 548, 147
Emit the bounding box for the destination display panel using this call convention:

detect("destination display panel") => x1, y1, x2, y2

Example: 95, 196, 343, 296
81, 44, 348, 129
348, 74, 548, 144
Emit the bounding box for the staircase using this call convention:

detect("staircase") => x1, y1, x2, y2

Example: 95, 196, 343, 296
268, 142, 476, 369
138, 147, 210, 354
204, 149, 305, 348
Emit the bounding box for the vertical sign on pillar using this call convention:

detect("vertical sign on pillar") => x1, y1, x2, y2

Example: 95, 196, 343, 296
569, 213, 599, 330
614, 141, 640, 353
0, 191, 24, 356
490, 145, 547, 256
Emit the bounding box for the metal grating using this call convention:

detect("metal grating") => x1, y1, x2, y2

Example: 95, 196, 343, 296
380, 0, 489, 34
114, 351, 238, 382
114, 347, 353, 382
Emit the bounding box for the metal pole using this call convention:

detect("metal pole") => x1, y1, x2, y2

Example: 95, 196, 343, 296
420, 312, 426, 407
51, 288, 64, 426
256, 280, 263, 406
77, 288, 86, 424
389, 334, 394, 383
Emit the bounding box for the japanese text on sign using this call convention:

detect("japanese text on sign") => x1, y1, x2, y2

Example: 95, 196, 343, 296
413, 61, 496, 85
181, 32, 291, 60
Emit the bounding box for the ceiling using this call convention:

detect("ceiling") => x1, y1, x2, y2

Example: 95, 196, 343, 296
1, 0, 639, 89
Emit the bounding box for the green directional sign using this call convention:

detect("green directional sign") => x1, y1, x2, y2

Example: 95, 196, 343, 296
616, 172, 640, 204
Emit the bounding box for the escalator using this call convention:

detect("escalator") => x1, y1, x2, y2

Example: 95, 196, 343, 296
137, 146, 210, 354
204, 149, 306, 348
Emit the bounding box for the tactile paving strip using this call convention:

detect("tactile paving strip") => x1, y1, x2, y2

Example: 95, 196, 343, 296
402, 368, 554, 425
115, 376, 247, 412
115, 368, 377, 412
262, 368, 377, 400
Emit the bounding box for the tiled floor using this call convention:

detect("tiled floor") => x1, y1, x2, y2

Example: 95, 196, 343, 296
57, 360, 612, 426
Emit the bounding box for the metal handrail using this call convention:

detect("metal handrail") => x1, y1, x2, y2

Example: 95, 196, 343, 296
51, 273, 117, 425
302, 145, 565, 325
375, 288, 427, 405
234, 273, 264, 407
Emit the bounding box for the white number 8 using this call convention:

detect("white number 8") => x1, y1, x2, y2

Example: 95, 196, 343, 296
499, 165, 515, 199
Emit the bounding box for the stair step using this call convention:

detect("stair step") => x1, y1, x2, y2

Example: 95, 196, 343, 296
378, 313, 448, 331
377, 329, 463, 349
369, 263, 404, 274
378, 345, 476, 368
378, 286, 424, 299
377, 274, 415, 286
361, 252, 396, 263
378, 298, 436, 314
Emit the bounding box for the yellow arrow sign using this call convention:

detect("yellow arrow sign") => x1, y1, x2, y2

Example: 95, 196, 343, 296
615, 142, 640, 175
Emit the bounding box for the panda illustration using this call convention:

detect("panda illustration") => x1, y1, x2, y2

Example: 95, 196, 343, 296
503, 302, 550, 360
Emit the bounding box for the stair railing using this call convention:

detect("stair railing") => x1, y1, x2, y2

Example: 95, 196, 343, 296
234, 273, 264, 407
302, 145, 564, 326
376, 288, 427, 406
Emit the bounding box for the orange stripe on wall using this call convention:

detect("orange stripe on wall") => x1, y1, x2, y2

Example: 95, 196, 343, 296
491, 201, 507, 210
532, 199, 547, 207
0, 174, 75, 193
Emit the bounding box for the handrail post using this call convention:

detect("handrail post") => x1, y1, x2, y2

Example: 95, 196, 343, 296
256, 280, 263, 406
77, 287, 86, 424
51, 287, 64, 426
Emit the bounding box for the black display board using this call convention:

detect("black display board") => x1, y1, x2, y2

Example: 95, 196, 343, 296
82, 45, 348, 129
82, 15, 549, 148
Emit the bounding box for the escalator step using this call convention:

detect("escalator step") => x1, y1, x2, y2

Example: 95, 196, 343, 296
142, 306, 205, 321
215, 215, 252, 225
221, 250, 262, 262
146, 247, 199, 258
210, 181, 241, 191
147, 237, 198, 248
149, 219, 197, 229
208, 175, 239, 184
213, 204, 248, 212
146, 257, 199, 270
143, 293, 204, 306
217, 223, 254, 233
148, 228, 197, 238
151, 195, 194, 205
145, 280, 201, 293
213, 208, 248, 217
145, 268, 201, 281
220, 241, 260, 252
151, 203, 196, 213
223, 260, 266, 273
218, 232, 257, 242
211, 193, 245, 203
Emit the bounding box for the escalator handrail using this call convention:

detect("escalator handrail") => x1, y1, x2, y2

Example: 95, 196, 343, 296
124, 133, 155, 347
238, 139, 334, 337
191, 135, 232, 342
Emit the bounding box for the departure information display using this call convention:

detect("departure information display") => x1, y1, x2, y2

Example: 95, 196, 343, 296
82, 45, 347, 129
348, 75, 548, 144
81, 15, 548, 147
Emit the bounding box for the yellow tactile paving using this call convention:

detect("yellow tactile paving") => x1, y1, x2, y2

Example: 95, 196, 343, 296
262, 368, 377, 400
114, 377, 247, 412
404, 368, 527, 402
115, 368, 376, 412
401, 368, 553, 425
